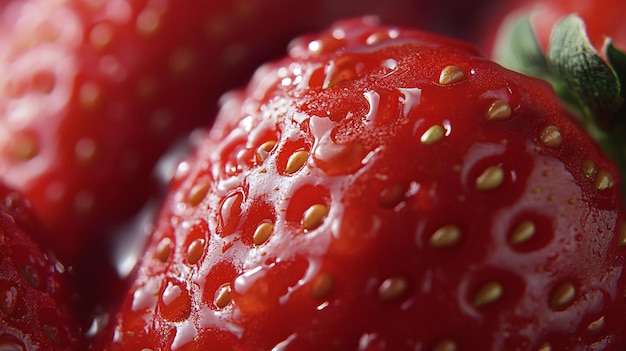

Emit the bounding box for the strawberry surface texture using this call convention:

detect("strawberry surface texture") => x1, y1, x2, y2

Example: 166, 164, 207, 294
0, 182, 80, 350
93, 18, 626, 351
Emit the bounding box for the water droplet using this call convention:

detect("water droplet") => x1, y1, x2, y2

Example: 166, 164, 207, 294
219, 191, 244, 236
0, 282, 18, 316
131, 279, 161, 312
313, 140, 367, 176
160, 280, 191, 322
398, 88, 422, 116
363, 90, 380, 126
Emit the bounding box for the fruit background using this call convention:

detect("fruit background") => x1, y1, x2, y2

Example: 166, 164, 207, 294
0, 0, 624, 350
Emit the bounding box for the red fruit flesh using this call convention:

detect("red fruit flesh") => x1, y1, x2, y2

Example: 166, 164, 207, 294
98, 18, 626, 350
0, 183, 79, 350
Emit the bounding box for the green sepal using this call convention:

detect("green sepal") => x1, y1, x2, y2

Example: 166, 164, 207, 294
492, 11, 550, 77
547, 15, 622, 130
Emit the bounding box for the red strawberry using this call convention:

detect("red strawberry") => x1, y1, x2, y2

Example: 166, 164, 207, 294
0, 0, 492, 267
0, 182, 80, 350
94, 18, 626, 350
485, 0, 626, 200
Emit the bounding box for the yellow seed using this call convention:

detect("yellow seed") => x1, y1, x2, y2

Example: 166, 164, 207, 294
595, 170, 614, 190
310, 272, 335, 299
475, 165, 505, 190
439, 65, 467, 85
188, 181, 210, 207
549, 281, 576, 310
285, 150, 309, 174
472, 281, 503, 307
256, 140, 277, 164
584, 160, 596, 178
378, 276, 408, 301
214, 285, 232, 309
420, 125, 446, 145
586, 316, 605, 334
432, 339, 457, 351
509, 220, 536, 245
429, 225, 461, 248
540, 126, 562, 148
154, 237, 173, 263
486, 100, 512, 120
302, 204, 329, 231
186, 239, 205, 265
253, 222, 274, 246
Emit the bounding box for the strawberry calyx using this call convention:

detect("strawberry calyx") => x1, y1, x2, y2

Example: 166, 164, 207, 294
493, 12, 626, 198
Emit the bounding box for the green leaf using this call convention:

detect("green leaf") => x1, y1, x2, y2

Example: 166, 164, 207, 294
605, 41, 626, 119
492, 11, 550, 77
547, 15, 622, 130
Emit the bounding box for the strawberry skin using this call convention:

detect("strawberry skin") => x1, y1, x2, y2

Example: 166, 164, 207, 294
0, 182, 79, 350
97, 18, 626, 350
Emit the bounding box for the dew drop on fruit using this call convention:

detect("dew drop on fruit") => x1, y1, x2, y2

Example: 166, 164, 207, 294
131, 278, 161, 312
398, 88, 422, 116
218, 191, 244, 237
160, 280, 191, 322
313, 140, 368, 176
0, 280, 18, 316
18, 265, 40, 290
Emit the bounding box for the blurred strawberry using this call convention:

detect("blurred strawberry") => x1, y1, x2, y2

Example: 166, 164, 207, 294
0, 182, 80, 350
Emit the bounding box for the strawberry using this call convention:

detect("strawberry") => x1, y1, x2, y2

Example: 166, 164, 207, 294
486, 0, 626, 200
93, 18, 626, 350
0, 182, 80, 350
0, 0, 493, 268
